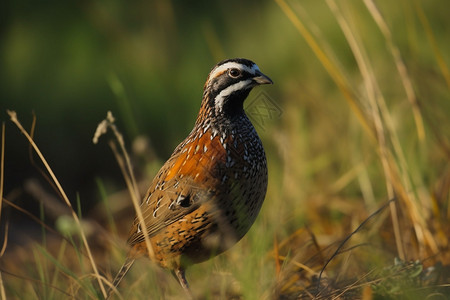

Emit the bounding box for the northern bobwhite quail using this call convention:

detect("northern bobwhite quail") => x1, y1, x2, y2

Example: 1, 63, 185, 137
107, 58, 272, 299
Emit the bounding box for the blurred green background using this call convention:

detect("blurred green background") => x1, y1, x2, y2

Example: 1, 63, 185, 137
1, 0, 283, 215
2, 0, 450, 298
1, 0, 449, 263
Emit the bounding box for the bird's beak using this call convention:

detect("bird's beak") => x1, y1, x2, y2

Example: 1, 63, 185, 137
253, 71, 273, 85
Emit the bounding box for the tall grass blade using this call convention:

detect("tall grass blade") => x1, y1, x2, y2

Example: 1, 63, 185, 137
0, 123, 6, 300
274, 0, 375, 142
7, 110, 107, 298
414, 0, 450, 89
364, 0, 425, 142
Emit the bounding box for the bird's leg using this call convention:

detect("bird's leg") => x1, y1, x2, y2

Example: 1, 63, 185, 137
106, 257, 135, 299
172, 268, 193, 299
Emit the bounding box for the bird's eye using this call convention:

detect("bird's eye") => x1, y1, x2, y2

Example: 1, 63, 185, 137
228, 68, 241, 78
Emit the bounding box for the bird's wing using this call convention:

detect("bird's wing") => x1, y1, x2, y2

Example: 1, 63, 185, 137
127, 131, 225, 247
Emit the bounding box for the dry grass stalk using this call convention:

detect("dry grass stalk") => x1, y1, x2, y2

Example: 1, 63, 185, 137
7, 110, 108, 298
274, 0, 375, 143
92, 111, 156, 292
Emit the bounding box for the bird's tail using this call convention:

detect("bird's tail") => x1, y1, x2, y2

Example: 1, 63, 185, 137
106, 256, 135, 299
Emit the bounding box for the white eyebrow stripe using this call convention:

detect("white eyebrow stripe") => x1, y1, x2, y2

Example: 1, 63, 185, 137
209, 62, 260, 80
215, 79, 252, 113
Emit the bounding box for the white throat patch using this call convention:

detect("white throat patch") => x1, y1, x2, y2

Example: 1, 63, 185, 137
214, 79, 252, 114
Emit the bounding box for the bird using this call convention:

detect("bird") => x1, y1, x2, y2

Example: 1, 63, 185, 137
107, 58, 273, 299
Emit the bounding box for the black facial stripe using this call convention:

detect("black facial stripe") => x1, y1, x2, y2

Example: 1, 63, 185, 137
206, 71, 254, 112
210, 71, 254, 93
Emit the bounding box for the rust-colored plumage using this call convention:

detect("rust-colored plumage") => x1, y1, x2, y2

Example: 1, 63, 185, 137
107, 58, 272, 299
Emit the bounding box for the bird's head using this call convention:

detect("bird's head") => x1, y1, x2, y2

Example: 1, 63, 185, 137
200, 58, 273, 119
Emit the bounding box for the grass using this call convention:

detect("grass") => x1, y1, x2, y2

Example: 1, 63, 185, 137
1, 0, 450, 299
